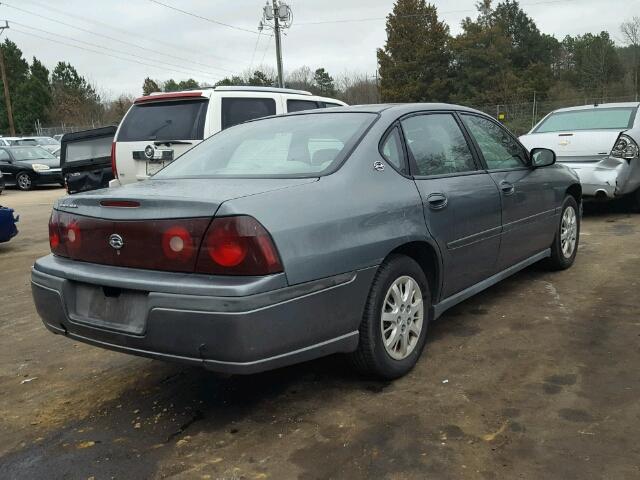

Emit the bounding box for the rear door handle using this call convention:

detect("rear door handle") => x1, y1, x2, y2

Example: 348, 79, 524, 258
426, 192, 448, 210
500, 181, 515, 196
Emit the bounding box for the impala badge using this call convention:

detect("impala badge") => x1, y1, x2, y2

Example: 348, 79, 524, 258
108, 233, 124, 252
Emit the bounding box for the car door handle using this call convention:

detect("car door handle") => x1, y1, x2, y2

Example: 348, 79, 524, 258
426, 192, 448, 210
500, 181, 515, 196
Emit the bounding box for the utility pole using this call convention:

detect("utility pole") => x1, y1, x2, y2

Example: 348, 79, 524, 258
0, 21, 14, 136
259, 1, 291, 88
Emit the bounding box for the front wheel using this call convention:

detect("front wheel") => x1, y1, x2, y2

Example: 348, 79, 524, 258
349, 254, 430, 379
544, 195, 580, 270
16, 172, 33, 191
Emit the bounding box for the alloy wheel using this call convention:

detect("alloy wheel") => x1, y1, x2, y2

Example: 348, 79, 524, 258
560, 205, 578, 258
380, 275, 424, 361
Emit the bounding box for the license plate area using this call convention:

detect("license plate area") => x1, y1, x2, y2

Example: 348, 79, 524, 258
70, 282, 148, 335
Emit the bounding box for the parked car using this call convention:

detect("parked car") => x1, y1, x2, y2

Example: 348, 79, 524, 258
0, 204, 18, 243
110, 86, 346, 186
32, 104, 581, 379
520, 102, 640, 207
0, 169, 4, 194
0, 146, 63, 190
61, 126, 116, 194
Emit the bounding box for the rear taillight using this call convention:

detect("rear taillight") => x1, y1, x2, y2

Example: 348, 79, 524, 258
110, 142, 118, 177
196, 216, 283, 276
48, 211, 62, 253
162, 226, 194, 261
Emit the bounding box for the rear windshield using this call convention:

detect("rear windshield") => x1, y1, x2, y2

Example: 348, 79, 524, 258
117, 99, 208, 142
64, 136, 113, 164
11, 146, 56, 161
534, 107, 637, 133
155, 112, 376, 178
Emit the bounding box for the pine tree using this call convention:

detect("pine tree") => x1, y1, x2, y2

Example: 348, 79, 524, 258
142, 77, 160, 95
377, 0, 452, 102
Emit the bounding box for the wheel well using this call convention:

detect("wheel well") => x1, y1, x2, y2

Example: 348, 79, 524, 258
388, 241, 440, 301
567, 183, 582, 203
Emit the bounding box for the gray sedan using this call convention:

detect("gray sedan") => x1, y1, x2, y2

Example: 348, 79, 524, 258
31, 104, 581, 379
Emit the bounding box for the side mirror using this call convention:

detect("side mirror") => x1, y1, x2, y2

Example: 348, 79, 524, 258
531, 148, 556, 168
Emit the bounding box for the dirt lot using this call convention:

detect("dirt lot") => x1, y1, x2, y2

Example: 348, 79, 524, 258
0, 187, 639, 480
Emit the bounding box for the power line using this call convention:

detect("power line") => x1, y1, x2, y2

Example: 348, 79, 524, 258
8, 27, 222, 81
147, 0, 259, 35
249, 30, 263, 72
0, 1, 237, 75
259, 34, 273, 67
294, 0, 578, 26
21, 0, 244, 69
8, 20, 224, 79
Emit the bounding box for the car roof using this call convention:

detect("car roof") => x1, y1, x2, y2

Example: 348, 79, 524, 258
549, 102, 640, 114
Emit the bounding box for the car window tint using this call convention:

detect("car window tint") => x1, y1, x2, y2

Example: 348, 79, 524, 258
322, 102, 342, 108
222, 98, 276, 130
461, 114, 527, 169
401, 114, 476, 176
380, 127, 405, 172
118, 99, 208, 142
0, 149, 9, 160
287, 99, 320, 112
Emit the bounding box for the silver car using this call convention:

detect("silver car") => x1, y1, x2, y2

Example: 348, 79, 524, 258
31, 104, 581, 379
520, 102, 640, 208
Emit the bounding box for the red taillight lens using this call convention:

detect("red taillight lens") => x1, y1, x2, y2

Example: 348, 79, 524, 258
110, 142, 118, 177
196, 216, 283, 276
48, 212, 61, 252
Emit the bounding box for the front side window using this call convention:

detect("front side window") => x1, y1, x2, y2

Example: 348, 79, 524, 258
287, 99, 320, 113
221, 97, 276, 130
534, 107, 637, 133
118, 99, 208, 142
461, 114, 527, 170
156, 112, 376, 178
380, 127, 405, 172
401, 114, 476, 176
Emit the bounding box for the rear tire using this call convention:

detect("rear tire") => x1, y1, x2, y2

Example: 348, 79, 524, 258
544, 195, 580, 270
349, 254, 431, 380
16, 172, 33, 191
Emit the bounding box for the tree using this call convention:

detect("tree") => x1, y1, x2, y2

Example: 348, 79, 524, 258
567, 32, 623, 99
142, 77, 160, 95
312, 68, 336, 96
377, 0, 452, 102
14, 58, 52, 133
286, 66, 314, 90
49, 62, 102, 126
247, 70, 274, 86
177, 78, 199, 90
621, 16, 640, 98
162, 79, 179, 92
0, 39, 29, 133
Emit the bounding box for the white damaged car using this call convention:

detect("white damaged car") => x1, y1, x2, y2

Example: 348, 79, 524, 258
520, 102, 640, 208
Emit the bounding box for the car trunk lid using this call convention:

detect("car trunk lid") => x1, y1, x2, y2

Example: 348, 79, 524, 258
520, 130, 623, 162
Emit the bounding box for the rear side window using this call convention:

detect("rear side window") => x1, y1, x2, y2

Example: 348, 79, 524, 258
380, 127, 405, 173
401, 114, 476, 176
117, 99, 208, 142
222, 98, 276, 130
322, 102, 342, 108
287, 99, 320, 112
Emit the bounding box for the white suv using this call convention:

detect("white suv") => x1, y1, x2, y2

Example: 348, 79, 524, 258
110, 86, 346, 186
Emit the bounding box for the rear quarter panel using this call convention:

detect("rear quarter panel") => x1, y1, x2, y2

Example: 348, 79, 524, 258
216, 119, 431, 286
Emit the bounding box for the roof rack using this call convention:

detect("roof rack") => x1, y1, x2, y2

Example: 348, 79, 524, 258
213, 86, 313, 96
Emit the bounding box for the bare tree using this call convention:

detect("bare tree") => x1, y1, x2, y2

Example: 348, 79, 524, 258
336, 71, 379, 105
621, 16, 640, 100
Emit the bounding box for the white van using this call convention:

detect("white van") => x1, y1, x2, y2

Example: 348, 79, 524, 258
110, 86, 346, 186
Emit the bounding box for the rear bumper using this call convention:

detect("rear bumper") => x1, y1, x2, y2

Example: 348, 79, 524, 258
561, 157, 640, 199
31, 255, 375, 374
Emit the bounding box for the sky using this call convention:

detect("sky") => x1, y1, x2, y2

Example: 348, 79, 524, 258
1, 0, 638, 99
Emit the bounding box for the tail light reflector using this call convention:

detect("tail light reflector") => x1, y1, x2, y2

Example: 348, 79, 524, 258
196, 216, 282, 276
